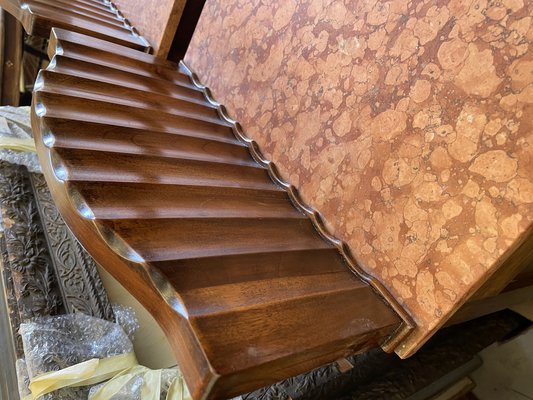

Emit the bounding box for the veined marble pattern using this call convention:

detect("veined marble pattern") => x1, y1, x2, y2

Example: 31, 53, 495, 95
185, 0, 533, 356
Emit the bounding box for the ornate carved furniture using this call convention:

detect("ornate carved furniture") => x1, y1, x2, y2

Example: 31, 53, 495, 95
31, 27, 411, 400
0, 161, 114, 398
0, 161, 114, 353
0, 0, 150, 51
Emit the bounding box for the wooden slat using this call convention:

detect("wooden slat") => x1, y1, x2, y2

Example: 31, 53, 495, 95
41, 118, 253, 166
37, 70, 221, 123
73, 181, 300, 220
0, 0, 150, 51
47, 55, 204, 102
35, 91, 235, 143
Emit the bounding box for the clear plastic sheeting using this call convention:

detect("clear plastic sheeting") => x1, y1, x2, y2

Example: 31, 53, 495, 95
112, 304, 140, 343
18, 312, 136, 399
88, 368, 188, 400
0, 106, 41, 173
13, 306, 191, 399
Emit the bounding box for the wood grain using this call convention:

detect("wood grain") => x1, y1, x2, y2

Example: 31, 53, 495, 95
32, 28, 403, 400
0, 0, 150, 51
1, 10, 22, 105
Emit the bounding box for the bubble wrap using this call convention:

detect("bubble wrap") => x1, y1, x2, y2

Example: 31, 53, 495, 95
112, 304, 140, 343
19, 312, 136, 399
0, 106, 41, 173
88, 369, 182, 400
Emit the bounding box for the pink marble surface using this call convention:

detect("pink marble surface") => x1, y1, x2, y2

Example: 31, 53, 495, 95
185, 0, 533, 356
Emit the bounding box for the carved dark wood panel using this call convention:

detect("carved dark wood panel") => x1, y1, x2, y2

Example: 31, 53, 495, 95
0, 161, 64, 322
0, 161, 115, 364
0, 0, 150, 52
31, 28, 407, 400
30, 172, 114, 320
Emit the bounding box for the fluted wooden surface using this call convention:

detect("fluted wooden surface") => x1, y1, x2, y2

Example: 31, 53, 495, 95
32, 28, 402, 400
0, 0, 150, 51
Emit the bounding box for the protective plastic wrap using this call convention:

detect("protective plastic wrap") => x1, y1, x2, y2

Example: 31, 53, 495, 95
19, 311, 136, 399
14, 271, 185, 399
88, 368, 186, 400
112, 304, 140, 342
0, 106, 41, 173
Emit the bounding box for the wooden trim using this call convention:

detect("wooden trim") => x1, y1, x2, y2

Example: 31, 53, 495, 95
30, 172, 115, 320
1, 11, 22, 105
32, 28, 406, 400
0, 9, 4, 101
0, 232, 23, 357
0, 162, 115, 358
0, 0, 151, 52
167, 0, 206, 62
111, 0, 186, 58
0, 162, 66, 326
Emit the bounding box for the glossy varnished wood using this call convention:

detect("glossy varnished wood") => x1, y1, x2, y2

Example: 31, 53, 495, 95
32, 28, 403, 400
0, 0, 150, 51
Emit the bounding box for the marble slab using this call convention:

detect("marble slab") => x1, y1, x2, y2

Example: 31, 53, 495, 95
184, 0, 533, 356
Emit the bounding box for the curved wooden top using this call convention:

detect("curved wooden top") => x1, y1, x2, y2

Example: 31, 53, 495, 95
32, 28, 402, 399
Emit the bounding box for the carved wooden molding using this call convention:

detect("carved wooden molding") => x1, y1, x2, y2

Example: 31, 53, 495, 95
0, 161, 115, 362
30, 172, 115, 320
32, 28, 407, 400
0, 161, 65, 323
0, 0, 150, 52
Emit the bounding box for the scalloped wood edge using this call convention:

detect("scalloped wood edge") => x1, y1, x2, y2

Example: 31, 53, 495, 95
178, 60, 416, 353
32, 27, 410, 399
